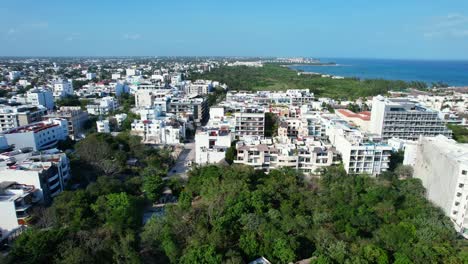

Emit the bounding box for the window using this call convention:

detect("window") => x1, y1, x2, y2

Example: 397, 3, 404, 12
462, 170, 467, 175
460, 183, 465, 188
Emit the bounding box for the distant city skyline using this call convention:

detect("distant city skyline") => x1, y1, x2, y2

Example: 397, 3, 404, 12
1, 0, 468, 59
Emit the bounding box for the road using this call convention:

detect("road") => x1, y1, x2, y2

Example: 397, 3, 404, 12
165, 142, 195, 180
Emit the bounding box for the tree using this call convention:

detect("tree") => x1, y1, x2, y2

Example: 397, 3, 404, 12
180, 245, 222, 264
91, 192, 140, 231
142, 166, 165, 203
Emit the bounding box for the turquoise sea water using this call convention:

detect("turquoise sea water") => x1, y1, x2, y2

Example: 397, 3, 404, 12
290, 58, 468, 86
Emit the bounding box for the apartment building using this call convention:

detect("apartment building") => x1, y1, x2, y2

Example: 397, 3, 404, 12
0, 105, 48, 132
234, 110, 265, 138
131, 118, 184, 145
404, 135, 468, 239
86, 96, 119, 115
370, 96, 452, 140
325, 117, 392, 175
2, 119, 68, 150
195, 127, 232, 164
96, 120, 110, 133
0, 182, 38, 241
168, 97, 208, 126
184, 80, 212, 96
135, 90, 171, 110
0, 149, 70, 240
26, 88, 54, 110
234, 139, 338, 175
44, 106, 89, 140
53, 79, 73, 98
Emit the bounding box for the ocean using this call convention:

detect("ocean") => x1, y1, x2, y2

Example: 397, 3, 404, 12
289, 58, 468, 87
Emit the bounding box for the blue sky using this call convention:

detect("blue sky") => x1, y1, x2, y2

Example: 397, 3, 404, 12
1, 0, 468, 59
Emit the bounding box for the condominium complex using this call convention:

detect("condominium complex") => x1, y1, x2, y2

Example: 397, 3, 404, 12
168, 97, 208, 125
234, 139, 338, 175
404, 135, 468, 238
370, 96, 452, 140
26, 88, 54, 110
325, 117, 393, 175
234, 110, 265, 138
131, 118, 185, 145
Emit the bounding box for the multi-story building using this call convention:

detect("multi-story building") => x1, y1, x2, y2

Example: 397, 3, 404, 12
234, 110, 265, 138
96, 120, 110, 133
325, 117, 393, 175
1, 119, 68, 150
404, 135, 468, 238
168, 97, 208, 126
370, 96, 452, 140
44, 107, 89, 140
0, 105, 48, 132
1, 182, 38, 241
86, 72, 96, 80
86, 96, 119, 115
53, 79, 73, 98
195, 127, 232, 164
184, 80, 212, 96
234, 139, 338, 175
135, 90, 170, 110
0, 149, 70, 240
131, 118, 185, 145
26, 88, 54, 110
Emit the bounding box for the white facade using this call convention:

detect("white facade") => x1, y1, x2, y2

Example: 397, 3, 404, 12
96, 120, 110, 133
86, 72, 97, 80
26, 88, 54, 110
405, 135, 468, 238
2, 119, 69, 151
195, 128, 232, 164
53, 79, 74, 98
370, 96, 452, 140
86, 96, 119, 115
324, 118, 392, 175
126, 68, 136, 76
112, 73, 122, 80
131, 119, 184, 145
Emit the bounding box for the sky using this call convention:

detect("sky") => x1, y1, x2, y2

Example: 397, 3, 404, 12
1, 0, 468, 59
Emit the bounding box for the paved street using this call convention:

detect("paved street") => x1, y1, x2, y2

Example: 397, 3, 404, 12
165, 142, 195, 180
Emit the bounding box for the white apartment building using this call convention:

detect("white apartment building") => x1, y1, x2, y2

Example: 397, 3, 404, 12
2, 119, 69, 151
195, 127, 232, 165
0, 149, 70, 240
96, 120, 110, 133
138, 107, 163, 121
234, 110, 265, 138
114, 113, 128, 127
184, 80, 212, 96
325, 117, 392, 175
135, 90, 170, 110
0, 105, 48, 132
53, 79, 73, 98
234, 139, 338, 175
111, 73, 122, 80
86, 96, 119, 115
370, 96, 452, 140
126, 68, 137, 76
131, 119, 184, 145
26, 88, 54, 110
8, 71, 21, 80
44, 107, 89, 140
404, 135, 468, 238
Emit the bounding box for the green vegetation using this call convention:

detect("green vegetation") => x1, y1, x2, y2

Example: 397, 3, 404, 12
264, 112, 278, 137
140, 165, 468, 263
3, 132, 175, 264
448, 124, 468, 143
191, 64, 428, 99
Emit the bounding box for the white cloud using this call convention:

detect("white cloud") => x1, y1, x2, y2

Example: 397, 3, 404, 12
425, 13, 468, 38
123, 33, 141, 40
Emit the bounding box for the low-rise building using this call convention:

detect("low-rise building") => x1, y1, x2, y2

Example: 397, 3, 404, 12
234, 110, 265, 138
195, 127, 232, 164
86, 96, 119, 115
96, 120, 110, 133
26, 88, 54, 110
131, 118, 185, 145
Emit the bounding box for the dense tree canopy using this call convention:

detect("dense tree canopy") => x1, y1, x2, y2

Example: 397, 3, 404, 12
191, 64, 428, 99
141, 165, 468, 263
